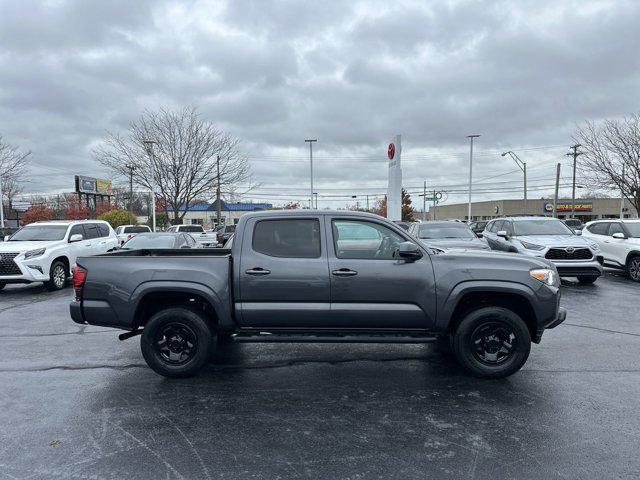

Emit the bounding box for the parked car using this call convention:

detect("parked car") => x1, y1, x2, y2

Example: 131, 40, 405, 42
121, 232, 201, 250
582, 219, 640, 281
214, 224, 236, 245
0, 220, 118, 291
71, 210, 566, 379
562, 218, 584, 233
222, 233, 234, 249
166, 224, 218, 247
468, 221, 488, 237
115, 225, 151, 245
409, 221, 490, 251
482, 216, 603, 283
1, 227, 19, 240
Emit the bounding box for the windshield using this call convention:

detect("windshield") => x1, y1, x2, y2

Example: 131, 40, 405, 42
122, 235, 176, 249
624, 223, 640, 238
418, 224, 476, 239
9, 225, 68, 241
514, 220, 574, 236
180, 226, 204, 233
123, 226, 150, 233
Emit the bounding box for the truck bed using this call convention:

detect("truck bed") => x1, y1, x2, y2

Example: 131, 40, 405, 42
74, 251, 233, 329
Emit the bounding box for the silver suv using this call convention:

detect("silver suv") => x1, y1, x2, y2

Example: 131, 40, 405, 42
483, 216, 603, 284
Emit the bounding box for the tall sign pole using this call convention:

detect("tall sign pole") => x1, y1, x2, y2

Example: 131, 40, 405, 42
567, 144, 582, 218
467, 134, 480, 222
386, 135, 402, 221
305, 139, 317, 209
553, 163, 561, 218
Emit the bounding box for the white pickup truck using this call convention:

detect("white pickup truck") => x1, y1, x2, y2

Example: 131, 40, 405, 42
165, 224, 218, 247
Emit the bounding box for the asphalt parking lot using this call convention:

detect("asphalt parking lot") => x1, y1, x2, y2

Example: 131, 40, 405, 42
1, 271, 639, 480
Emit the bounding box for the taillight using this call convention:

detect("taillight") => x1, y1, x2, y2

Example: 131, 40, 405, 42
128, 233, 132, 239
72, 264, 87, 301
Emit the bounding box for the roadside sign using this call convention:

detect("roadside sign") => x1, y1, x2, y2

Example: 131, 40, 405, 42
388, 143, 395, 160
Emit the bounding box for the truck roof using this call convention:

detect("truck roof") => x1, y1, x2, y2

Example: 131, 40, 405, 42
244, 210, 385, 220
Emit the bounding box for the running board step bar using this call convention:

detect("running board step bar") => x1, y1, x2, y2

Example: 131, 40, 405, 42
231, 333, 438, 344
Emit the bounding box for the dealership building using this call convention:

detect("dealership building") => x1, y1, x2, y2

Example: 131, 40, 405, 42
427, 197, 636, 222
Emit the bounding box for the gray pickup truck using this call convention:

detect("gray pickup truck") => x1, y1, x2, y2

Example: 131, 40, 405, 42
70, 211, 566, 379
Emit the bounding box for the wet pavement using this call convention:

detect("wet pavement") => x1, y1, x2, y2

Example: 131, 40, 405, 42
0, 271, 639, 479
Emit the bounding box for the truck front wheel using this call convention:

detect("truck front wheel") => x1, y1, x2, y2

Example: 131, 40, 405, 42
141, 307, 215, 378
452, 307, 531, 379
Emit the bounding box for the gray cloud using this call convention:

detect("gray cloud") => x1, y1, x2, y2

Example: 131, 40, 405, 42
0, 0, 638, 206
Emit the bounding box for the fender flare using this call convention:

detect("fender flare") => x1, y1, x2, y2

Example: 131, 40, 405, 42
129, 280, 232, 328
436, 280, 538, 330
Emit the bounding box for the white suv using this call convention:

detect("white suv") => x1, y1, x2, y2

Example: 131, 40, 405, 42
583, 219, 640, 281
0, 220, 118, 291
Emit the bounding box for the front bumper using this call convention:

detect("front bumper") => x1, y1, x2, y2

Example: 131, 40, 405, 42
552, 260, 603, 278
546, 307, 567, 329
0, 256, 51, 283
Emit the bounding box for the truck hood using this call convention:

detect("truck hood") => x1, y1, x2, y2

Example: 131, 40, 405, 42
513, 234, 594, 247
437, 248, 554, 269
0, 240, 61, 253
419, 238, 490, 250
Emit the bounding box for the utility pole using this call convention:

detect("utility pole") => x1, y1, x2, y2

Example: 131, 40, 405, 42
142, 140, 157, 231
216, 155, 222, 226
125, 163, 136, 221
567, 144, 582, 218
433, 190, 437, 220
467, 134, 480, 222
0, 174, 4, 229
423, 180, 427, 220
366, 195, 369, 212
502, 151, 527, 215
620, 165, 625, 220
305, 139, 317, 209
553, 163, 561, 218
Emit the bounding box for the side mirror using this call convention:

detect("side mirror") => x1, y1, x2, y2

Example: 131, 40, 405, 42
69, 234, 83, 243
575, 229, 582, 236
612, 232, 627, 239
476, 232, 484, 238
3, 235, 9, 242
497, 230, 509, 239
395, 241, 423, 261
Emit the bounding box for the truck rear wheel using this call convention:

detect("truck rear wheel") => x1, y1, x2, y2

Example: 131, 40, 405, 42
141, 307, 215, 378
452, 306, 531, 379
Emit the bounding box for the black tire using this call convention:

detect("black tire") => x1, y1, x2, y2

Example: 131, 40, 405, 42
577, 276, 598, 284
141, 307, 214, 378
0, 282, 6, 291
45, 260, 67, 291
452, 306, 531, 379
627, 256, 640, 282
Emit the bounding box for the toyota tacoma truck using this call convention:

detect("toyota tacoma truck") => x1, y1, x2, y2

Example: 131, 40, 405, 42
70, 211, 566, 379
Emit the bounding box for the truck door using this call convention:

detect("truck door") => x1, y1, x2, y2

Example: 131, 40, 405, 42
326, 217, 436, 329
237, 216, 331, 328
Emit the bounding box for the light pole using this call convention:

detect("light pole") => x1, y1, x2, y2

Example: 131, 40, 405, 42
502, 151, 527, 215
305, 139, 317, 209
467, 134, 480, 222
567, 144, 582, 219
0, 174, 4, 229
142, 140, 157, 231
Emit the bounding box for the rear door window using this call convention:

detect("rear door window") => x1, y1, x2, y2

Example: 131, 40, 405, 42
252, 219, 321, 258
97, 223, 110, 237
83, 224, 100, 239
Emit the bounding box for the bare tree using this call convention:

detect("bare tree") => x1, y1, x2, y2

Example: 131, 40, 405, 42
93, 107, 251, 223
574, 113, 640, 215
0, 135, 31, 208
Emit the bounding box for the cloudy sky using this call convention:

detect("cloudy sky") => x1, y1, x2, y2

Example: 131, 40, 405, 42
0, 0, 639, 209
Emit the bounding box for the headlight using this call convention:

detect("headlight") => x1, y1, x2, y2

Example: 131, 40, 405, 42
519, 240, 545, 251
24, 248, 46, 259
588, 242, 600, 251
530, 268, 558, 286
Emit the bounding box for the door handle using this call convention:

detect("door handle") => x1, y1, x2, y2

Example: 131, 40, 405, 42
245, 268, 271, 276
332, 268, 358, 276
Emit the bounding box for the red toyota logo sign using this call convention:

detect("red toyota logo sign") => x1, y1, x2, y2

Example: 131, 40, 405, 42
388, 143, 395, 160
